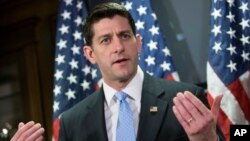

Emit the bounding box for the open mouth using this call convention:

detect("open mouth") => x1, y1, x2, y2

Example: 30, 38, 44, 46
113, 58, 128, 64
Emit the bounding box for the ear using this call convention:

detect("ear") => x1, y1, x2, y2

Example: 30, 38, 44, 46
136, 35, 142, 53
83, 45, 97, 64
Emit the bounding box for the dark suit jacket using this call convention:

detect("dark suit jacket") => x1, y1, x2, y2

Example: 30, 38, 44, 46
59, 73, 225, 141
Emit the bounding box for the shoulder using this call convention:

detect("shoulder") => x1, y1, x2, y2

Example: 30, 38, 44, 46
161, 79, 204, 94
145, 73, 203, 92
58, 89, 104, 139
60, 89, 102, 121
144, 73, 206, 102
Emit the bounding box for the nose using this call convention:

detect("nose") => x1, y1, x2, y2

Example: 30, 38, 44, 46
113, 36, 125, 53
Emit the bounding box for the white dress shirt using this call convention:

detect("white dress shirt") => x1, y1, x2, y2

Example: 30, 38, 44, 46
103, 66, 144, 141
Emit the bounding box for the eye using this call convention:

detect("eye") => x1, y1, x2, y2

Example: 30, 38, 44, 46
121, 33, 131, 40
100, 37, 110, 45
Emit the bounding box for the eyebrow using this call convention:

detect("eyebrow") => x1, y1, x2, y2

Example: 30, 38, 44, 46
96, 30, 132, 40
117, 30, 132, 36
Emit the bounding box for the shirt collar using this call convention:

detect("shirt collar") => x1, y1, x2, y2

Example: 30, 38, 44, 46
103, 66, 144, 106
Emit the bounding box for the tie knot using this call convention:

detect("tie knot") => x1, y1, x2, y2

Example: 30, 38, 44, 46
115, 91, 127, 101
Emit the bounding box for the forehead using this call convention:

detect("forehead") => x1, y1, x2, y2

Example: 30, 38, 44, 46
92, 15, 132, 37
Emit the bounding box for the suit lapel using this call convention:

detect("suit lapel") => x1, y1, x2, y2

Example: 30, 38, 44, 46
84, 74, 170, 141
137, 73, 170, 141
85, 89, 109, 141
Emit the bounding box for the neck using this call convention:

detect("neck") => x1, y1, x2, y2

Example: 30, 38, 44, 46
104, 72, 137, 91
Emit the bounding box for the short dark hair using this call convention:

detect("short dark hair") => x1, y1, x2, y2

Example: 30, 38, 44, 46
83, 2, 136, 46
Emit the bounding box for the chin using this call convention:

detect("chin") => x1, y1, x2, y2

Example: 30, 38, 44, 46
117, 71, 135, 81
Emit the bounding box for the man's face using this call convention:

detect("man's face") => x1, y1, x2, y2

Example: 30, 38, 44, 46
84, 15, 141, 86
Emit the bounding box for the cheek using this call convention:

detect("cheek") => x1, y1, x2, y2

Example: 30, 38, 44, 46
128, 47, 139, 57
96, 51, 110, 64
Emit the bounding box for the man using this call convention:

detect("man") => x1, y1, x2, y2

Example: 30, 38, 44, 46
11, 2, 224, 141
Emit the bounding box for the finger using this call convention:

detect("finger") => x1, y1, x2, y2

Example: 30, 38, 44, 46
18, 123, 42, 141
173, 93, 194, 125
184, 91, 210, 115
19, 121, 35, 130
173, 93, 195, 120
176, 92, 203, 120
172, 105, 190, 131
11, 121, 35, 141
211, 95, 223, 118
18, 122, 24, 129
26, 127, 45, 141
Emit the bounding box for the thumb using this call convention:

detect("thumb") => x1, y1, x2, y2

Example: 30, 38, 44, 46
211, 94, 223, 119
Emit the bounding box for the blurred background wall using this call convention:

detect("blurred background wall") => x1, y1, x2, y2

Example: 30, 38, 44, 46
0, 0, 57, 140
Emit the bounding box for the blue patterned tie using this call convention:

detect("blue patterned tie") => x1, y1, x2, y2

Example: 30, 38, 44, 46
115, 91, 136, 141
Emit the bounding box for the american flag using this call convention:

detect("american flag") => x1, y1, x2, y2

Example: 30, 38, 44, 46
53, 0, 178, 140
52, 0, 101, 140
121, 0, 179, 81
207, 0, 250, 140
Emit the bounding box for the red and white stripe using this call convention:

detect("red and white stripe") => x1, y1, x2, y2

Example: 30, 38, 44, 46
166, 72, 180, 81
207, 63, 250, 141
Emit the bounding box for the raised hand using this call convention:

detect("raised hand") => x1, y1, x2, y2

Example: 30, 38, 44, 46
10, 121, 44, 141
173, 91, 223, 141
